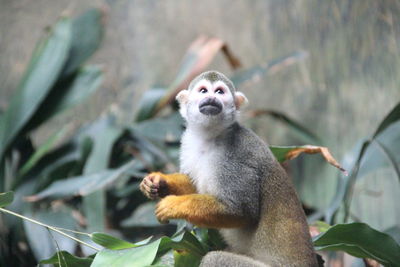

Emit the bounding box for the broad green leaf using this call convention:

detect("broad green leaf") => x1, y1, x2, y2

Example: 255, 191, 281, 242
158, 231, 207, 257
81, 114, 124, 232
91, 232, 145, 250
358, 121, 400, 178
373, 102, 400, 138
32, 141, 88, 191
385, 226, 400, 244
314, 223, 400, 266
55, 66, 103, 113
151, 250, 174, 267
326, 103, 400, 223
134, 112, 184, 143
91, 239, 161, 267
24, 66, 103, 133
18, 126, 69, 178
269, 146, 294, 162
121, 202, 159, 227
193, 228, 226, 251
0, 191, 14, 207
0, 18, 72, 159
173, 250, 202, 267
40, 251, 93, 267
129, 130, 170, 168
135, 88, 168, 122
321, 140, 370, 223
62, 8, 104, 76
26, 160, 136, 201
91, 231, 206, 267
23, 207, 77, 262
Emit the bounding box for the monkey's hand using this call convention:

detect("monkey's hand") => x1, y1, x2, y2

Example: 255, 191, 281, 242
140, 172, 169, 200
140, 172, 196, 200
155, 194, 250, 228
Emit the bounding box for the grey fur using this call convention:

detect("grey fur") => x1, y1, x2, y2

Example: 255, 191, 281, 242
181, 71, 318, 267
201, 251, 268, 267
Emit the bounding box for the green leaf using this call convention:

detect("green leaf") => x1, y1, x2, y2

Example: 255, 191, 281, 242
134, 112, 184, 143
40, 251, 93, 267
91, 239, 161, 267
159, 231, 207, 257
18, 126, 69, 178
173, 250, 201, 267
121, 202, 160, 227
26, 160, 136, 201
90, 232, 143, 250
269, 146, 294, 162
23, 207, 77, 262
135, 88, 168, 122
91, 231, 206, 267
373, 102, 400, 138
62, 8, 104, 76
313, 223, 400, 266
0, 191, 14, 207
81, 114, 124, 232
0, 18, 72, 159
269, 145, 346, 174
358, 121, 400, 178
22, 65, 103, 134
56, 66, 103, 113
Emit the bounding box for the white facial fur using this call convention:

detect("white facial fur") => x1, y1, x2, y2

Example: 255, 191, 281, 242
176, 78, 248, 136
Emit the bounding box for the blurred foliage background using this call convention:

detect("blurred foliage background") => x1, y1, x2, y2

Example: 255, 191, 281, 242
0, 1, 399, 266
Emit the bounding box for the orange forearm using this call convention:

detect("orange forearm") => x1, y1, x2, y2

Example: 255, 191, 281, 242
156, 194, 249, 228
155, 172, 197, 195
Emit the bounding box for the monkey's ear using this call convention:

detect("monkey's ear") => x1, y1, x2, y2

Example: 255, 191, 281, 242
234, 92, 248, 109
176, 90, 189, 103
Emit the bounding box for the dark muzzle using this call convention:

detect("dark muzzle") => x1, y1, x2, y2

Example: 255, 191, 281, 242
199, 98, 223, 115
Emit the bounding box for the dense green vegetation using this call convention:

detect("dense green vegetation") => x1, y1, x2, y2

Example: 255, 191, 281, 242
0, 7, 399, 267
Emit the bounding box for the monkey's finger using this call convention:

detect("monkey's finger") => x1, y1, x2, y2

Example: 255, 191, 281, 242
141, 182, 156, 194
157, 216, 169, 224
155, 208, 170, 224
150, 174, 162, 188
143, 178, 160, 192
139, 181, 148, 195
140, 183, 158, 200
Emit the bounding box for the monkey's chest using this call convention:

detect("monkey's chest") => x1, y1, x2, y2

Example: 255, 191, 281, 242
180, 138, 220, 195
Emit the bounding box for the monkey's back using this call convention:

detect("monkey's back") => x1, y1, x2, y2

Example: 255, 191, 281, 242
216, 123, 317, 266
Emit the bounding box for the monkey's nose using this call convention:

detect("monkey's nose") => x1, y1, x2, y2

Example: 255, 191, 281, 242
199, 98, 222, 115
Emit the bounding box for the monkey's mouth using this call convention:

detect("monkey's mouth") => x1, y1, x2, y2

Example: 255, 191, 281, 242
199, 98, 223, 116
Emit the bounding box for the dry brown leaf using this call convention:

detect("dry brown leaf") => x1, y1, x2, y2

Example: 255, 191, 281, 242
154, 36, 242, 115
286, 145, 348, 175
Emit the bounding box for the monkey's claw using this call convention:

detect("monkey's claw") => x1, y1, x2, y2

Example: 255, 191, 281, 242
155, 195, 181, 224
140, 172, 168, 200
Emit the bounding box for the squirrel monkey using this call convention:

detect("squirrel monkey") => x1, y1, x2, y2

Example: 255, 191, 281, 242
140, 71, 318, 266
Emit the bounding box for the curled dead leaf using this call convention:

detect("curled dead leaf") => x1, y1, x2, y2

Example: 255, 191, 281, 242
154, 36, 242, 115
285, 145, 348, 175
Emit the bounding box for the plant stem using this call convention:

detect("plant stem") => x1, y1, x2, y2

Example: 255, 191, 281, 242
0, 207, 99, 251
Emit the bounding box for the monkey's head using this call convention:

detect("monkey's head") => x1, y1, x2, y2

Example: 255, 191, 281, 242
176, 71, 248, 129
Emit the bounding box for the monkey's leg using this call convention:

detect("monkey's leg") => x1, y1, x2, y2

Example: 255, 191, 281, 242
155, 194, 249, 228
200, 251, 268, 267
140, 172, 196, 199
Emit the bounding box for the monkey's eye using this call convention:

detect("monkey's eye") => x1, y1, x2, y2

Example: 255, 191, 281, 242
199, 87, 208, 94
215, 88, 224, 94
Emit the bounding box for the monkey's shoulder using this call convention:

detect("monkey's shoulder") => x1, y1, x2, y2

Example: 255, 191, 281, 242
221, 123, 275, 166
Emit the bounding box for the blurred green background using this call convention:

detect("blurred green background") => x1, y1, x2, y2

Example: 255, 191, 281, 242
1, 1, 399, 266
